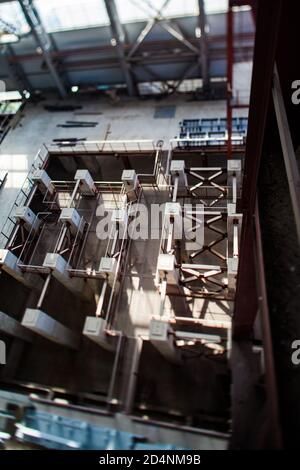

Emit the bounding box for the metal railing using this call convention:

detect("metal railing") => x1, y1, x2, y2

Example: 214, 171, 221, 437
45, 139, 158, 154
0, 139, 161, 248
170, 135, 245, 150
0, 145, 49, 248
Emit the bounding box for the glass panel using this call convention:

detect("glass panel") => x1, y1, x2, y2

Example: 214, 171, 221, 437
116, 0, 199, 23
35, 0, 110, 32
0, 0, 228, 37
204, 0, 228, 14
0, 1, 29, 34
163, 0, 199, 18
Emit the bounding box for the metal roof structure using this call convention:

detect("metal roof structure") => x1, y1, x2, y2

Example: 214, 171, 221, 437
0, 1, 254, 98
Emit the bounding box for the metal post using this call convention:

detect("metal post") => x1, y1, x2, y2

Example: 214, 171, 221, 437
2, 46, 32, 98
227, 5, 233, 159
198, 0, 210, 92
0, 310, 33, 342
104, 0, 137, 96
254, 200, 282, 449
37, 273, 51, 309
18, 0, 67, 98
272, 64, 300, 246
22, 308, 80, 349
233, 0, 283, 337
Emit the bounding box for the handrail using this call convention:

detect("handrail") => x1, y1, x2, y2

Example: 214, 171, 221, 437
0, 145, 49, 247
45, 139, 158, 154
0, 139, 162, 247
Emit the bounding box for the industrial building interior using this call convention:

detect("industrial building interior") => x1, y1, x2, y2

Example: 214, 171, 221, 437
0, 0, 297, 451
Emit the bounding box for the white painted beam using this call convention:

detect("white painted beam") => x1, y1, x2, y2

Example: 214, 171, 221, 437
22, 308, 79, 349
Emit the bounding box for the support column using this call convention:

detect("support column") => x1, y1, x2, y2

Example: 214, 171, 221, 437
0, 311, 33, 342
272, 65, 300, 245
0, 249, 33, 288
104, 0, 137, 96
59, 156, 77, 173
226, 4, 233, 159
149, 319, 181, 364
198, 0, 210, 92
119, 337, 142, 413
80, 155, 100, 175
22, 308, 79, 349
83, 317, 115, 351
2, 46, 32, 98
234, 0, 282, 338
18, 0, 67, 98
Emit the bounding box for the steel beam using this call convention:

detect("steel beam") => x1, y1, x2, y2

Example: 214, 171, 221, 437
132, 64, 171, 93
0, 14, 31, 96
4, 33, 254, 62
22, 308, 80, 349
272, 64, 300, 246
160, 22, 199, 54
137, 0, 198, 54
18, 0, 67, 98
254, 201, 282, 449
227, 5, 233, 159
1, 46, 32, 98
198, 0, 210, 90
127, 0, 170, 59
127, 1, 199, 93
139, 0, 198, 54
127, 18, 157, 59
233, 0, 283, 337
104, 0, 137, 96
0, 310, 33, 342
172, 62, 199, 93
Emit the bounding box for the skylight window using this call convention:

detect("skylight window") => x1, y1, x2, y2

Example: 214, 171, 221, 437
204, 0, 228, 14
0, 0, 230, 35
0, 1, 29, 35
34, 0, 110, 32
115, 0, 199, 23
